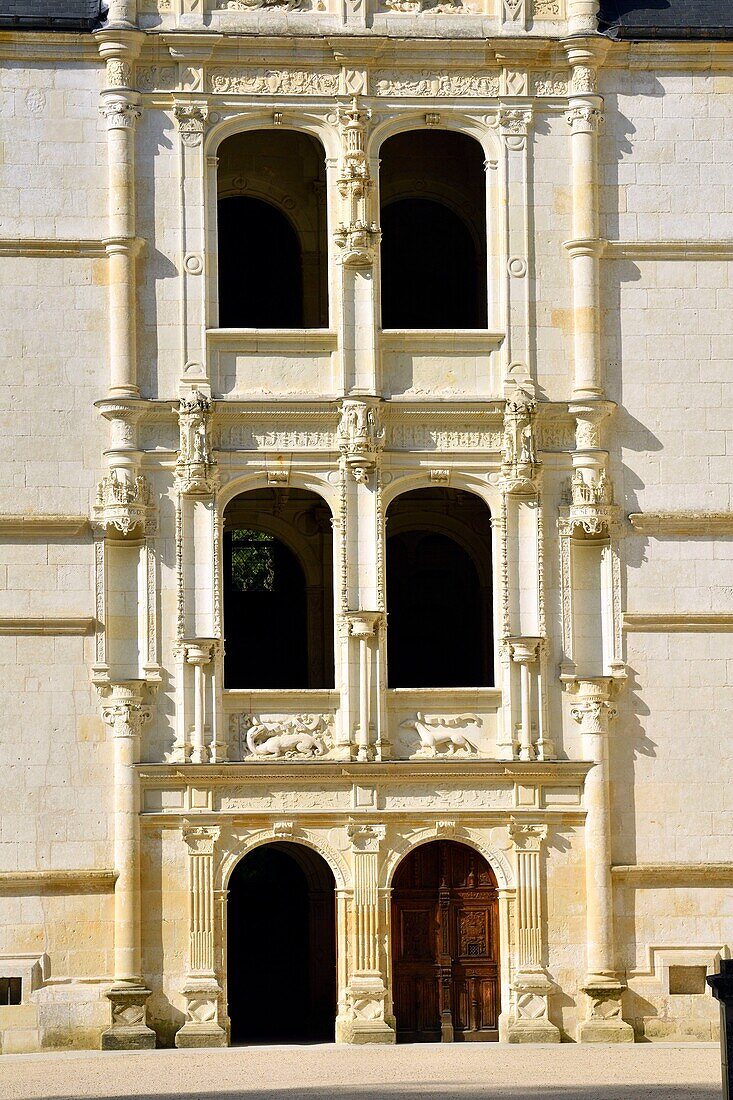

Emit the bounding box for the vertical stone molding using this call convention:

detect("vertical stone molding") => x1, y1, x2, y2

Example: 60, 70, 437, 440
497, 109, 533, 390
342, 823, 395, 1044
567, 677, 633, 1043
100, 681, 155, 1050
506, 821, 560, 1043
175, 824, 226, 1048
182, 639, 224, 765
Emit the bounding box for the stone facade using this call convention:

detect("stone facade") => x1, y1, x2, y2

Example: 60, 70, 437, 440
0, 0, 731, 1054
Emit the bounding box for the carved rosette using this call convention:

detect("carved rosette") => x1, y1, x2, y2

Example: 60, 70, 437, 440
335, 99, 380, 267
94, 469, 156, 537
176, 390, 218, 495
338, 400, 385, 484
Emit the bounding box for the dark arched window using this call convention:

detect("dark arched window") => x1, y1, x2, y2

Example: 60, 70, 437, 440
379, 130, 488, 330
386, 488, 493, 688
218, 198, 303, 328
216, 130, 328, 328
223, 489, 334, 689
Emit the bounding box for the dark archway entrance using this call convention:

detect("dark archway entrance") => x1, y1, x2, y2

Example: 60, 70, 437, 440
386, 488, 494, 688
227, 843, 337, 1044
391, 841, 500, 1043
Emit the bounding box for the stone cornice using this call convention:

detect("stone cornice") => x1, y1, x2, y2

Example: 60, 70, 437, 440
628, 512, 733, 536
606, 240, 733, 261
612, 864, 733, 886
0, 617, 95, 636
0, 870, 117, 894
137, 760, 594, 783
0, 514, 90, 538
623, 613, 733, 633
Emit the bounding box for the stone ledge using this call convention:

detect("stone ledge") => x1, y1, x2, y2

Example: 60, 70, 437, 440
612, 863, 733, 886
622, 613, 733, 633
0, 617, 96, 636
0, 515, 91, 538
628, 511, 733, 536
0, 870, 117, 895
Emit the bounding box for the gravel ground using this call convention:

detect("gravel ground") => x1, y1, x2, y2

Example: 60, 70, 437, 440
0, 1043, 722, 1100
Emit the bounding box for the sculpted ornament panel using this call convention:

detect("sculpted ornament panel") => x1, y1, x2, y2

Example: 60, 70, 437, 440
533, 72, 568, 96
232, 713, 335, 759
399, 712, 481, 758
209, 68, 339, 95
375, 71, 500, 97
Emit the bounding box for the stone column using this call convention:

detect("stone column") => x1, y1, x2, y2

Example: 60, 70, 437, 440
508, 638, 542, 762
340, 824, 395, 1044
96, 33, 144, 398
563, 44, 607, 402
105, 0, 137, 26
498, 109, 533, 391
568, 677, 633, 1042
175, 824, 226, 1048
101, 681, 155, 1049
506, 822, 560, 1043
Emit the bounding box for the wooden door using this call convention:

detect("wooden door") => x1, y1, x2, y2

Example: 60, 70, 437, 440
392, 841, 500, 1042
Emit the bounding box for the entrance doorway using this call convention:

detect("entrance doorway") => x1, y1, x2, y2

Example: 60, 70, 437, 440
227, 843, 337, 1044
391, 841, 500, 1043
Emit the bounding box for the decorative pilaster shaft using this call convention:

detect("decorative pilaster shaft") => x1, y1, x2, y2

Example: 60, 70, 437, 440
96, 31, 144, 400
563, 45, 607, 401
340, 824, 395, 1044
176, 824, 226, 1048
568, 676, 633, 1042
506, 821, 560, 1042
100, 681, 155, 1050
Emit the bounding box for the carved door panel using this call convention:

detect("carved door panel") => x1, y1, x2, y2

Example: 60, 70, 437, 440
392, 841, 499, 1043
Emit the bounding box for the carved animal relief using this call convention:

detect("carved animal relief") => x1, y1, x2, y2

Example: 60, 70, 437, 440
233, 713, 334, 759
399, 712, 482, 758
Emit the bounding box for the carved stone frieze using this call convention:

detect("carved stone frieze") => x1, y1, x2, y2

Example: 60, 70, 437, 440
209, 68, 339, 95
386, 423, 502, 451
383, 0, 477, 11
136, 66, 177, 92
374, 71, 500, 97
233, 713, 335, 759
532, 0, 561, 16
398, 713, 481, 758
532, 71, 568, 96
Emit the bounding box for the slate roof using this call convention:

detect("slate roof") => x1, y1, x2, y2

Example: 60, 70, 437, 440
599, 0, 733, 39
0, 0, 103, 30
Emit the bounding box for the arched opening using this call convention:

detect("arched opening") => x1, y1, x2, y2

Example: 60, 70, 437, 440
223, 488, 334, 689
227, 842, 337, 1044
391, 840, 500, 1043
385, 488, 494, 688
379, 131, 488, 329
217, 130, 328, 328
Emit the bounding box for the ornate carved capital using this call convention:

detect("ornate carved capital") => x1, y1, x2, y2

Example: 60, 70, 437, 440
182, 823, 220, 857
347, 821, 385, 853
507, 636, 542, 665
509, 819, 548, 852
345, 610, 382, 640
100, 98, 141, 131
566, 677, 618, 735
173, 103, 209, 148
94, 469, 156, 537
566, 105, 604, 134
498, 387, 540, 494
101, 682, 152, 739
176, 390, 218, 495
338, 400, 385, 483
497, 108, 532, 145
